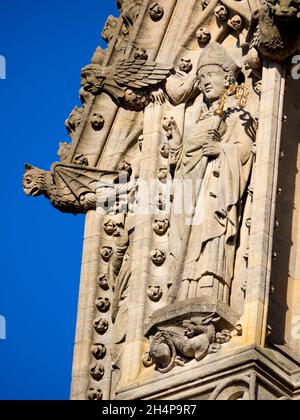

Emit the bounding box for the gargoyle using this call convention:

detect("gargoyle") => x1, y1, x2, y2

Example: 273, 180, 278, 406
148, 314, 232, 373
23, 162, 135, 215
81, 58, 173, 111
248, 0, 300, 61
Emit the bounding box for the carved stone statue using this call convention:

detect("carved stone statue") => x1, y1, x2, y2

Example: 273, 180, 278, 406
167, 43, 256, 305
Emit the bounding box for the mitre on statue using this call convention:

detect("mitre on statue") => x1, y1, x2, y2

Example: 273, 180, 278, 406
197, 42, 242, 77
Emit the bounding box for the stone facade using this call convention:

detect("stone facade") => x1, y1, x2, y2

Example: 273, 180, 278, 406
23, 0, 300, 400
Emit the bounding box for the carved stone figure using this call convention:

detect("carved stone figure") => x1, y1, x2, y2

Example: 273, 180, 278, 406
167, 43, 255, 304
102, 16, 118, 44
81, 58, 173, 111
146, 302, 236, 373
65, 106, 84, 138
23, 163, 134, 214
117, 0, 143, 26
249, 0, 300, 61
23, 0, 300, 401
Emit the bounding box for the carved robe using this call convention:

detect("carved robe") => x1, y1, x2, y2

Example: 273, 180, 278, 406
169, 97, 255, 303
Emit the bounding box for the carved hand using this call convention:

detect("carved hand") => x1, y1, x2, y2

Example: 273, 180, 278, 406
202, 142, 222, 158
150, 88, 166, 105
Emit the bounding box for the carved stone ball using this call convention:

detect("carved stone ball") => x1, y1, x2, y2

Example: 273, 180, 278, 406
103, 219, 116, 236
157, 167, 168, 183
179, 58, 193, 74
134, 48, 148, 60
98, 274, 109, 291
151, 249, 166, 266
90, 113, 105, 131
87, 388, 103, 401
149, 2, 164, 21
214, 5, 228, 21
100, 246, 113, 262
96, 297, 111, 313
90, 362, 105, 381
147, 286, 163, 302
153, 218, 169, 236
196, 27, 211, 45
91, 343, 107, 360
74, 154, 89, 166
228, 15, 243, 31
94, 317, 109, 335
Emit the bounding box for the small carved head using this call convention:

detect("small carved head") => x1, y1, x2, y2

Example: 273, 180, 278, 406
90, 362, 105, 381
160, 143, 170, 159
23, 164, 48, 197
134, 48, 148, 61
147, 286, 163, 302
102, 15, 118, 43
149, 2, 164, 21
65, 106, 84, 134
81, 64, 106, 95
73, 154, 89, 166
100, 246, 113, 262
179, 58, 193, 74
153, 218, 169, 236
196, 27, 211, 45
214, 5, 228, 21
157, 167, 168, 183
103, 219, 116, 236
162, 116, 175, 139
91, 343, 107, 360
90, 113, 105, 131
96, 297, 111, 313
87, 388, 103, 401
94, 317, 109, 335
228, 15, 243, 31
151, 249, 166, 266
98, 274, 109, 291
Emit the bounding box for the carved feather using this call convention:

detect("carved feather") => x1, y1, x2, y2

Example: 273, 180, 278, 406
81, 58, 173, 110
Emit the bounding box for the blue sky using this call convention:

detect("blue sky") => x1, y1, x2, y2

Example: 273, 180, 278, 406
0, 0, 118, 400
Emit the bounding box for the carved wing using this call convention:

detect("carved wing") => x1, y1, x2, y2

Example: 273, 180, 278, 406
82, 58, 173, 110
51, 163, 122, 213
107, 59, 173, 90
53, 163, 117, 197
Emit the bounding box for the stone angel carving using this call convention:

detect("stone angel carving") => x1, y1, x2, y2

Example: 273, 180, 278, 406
23, 162, 135, 214
81, 58, 174, 111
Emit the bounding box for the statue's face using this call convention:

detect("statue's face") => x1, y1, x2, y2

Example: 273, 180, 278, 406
198, 65, 227, 102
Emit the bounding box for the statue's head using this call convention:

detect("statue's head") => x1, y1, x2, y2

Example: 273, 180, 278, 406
197, 42, 241, 102
23, 164, 48, 197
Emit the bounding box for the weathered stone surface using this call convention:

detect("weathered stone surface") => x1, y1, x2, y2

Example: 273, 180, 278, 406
23, 0, 300, 400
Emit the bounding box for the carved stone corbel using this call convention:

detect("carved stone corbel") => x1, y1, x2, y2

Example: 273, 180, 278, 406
145, 298, 239, 373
